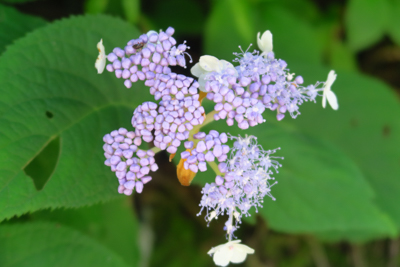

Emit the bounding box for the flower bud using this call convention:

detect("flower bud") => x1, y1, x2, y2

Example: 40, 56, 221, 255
177, 149, 196, 186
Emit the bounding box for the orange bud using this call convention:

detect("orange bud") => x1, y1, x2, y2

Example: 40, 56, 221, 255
169, 153, 176, 162
199, 91, 208, 102
177, 150, 196, 186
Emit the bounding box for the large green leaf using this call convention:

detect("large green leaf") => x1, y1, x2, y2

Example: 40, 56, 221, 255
257, 3, 323, 65
204, 0, 256, 61
0, 222, 130, 267
85, 0, 109, 14
31, 197, 140, 266
204, 0, 322, 65
144, 0, 206, 36
193, 116, 396, 241
388, 0, 400, 46
345, 0, 390, 51
0, 15, 152, 221
281, 65, 400, 233
0, 4, 46, 55
121, 0, 140, 24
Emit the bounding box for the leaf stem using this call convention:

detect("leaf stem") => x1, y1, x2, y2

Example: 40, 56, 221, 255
150, 146, 161, 154
189, 110, 218, 141
206, 161, 222, 176
305, 235, 330, 267
351, 244, 367, 267
228, 209, 233, 241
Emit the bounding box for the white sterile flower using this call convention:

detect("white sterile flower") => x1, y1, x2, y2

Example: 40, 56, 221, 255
191, 55, 238, 92
322, 70, 338, 110
208, 240, 254, 266
257, 30, 273, 54
95, 39, 106, 74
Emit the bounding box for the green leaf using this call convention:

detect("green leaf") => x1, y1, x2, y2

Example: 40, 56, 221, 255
24, 136, 60, 190
257, 3, 323, 65
275, 0, 320, 23
85, 0, 109, 14
31, 197, 140, 266
329, 39, 357, 72
142, 0, 206, 36
0, 222, 130, 267
0, 4, 46, 55
149, 200, 213, 267
204, 1, 322, 64
0, 15, 152, 221
280, 65, 400, 234
121, 0, 140, 24
345, 0, 390, 51
204, 0, 256, 61
388, 0, 400, 46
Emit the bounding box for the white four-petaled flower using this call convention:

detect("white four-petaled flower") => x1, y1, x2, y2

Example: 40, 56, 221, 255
208, 240, 254, 266
95, 39, 106, 74
257, 30, 273, 55
191, 55, 238, 92
322, 70, 338, 110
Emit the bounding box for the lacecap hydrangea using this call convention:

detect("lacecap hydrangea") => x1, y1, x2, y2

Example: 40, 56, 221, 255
96, 27, 338, 266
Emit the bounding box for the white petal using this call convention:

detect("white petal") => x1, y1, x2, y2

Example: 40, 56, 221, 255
326, 90, 339, 110
95, 39, 106, 74
234, 243, 255, 254
220, 60, 234, 70
230, 250, 247, 264
199, 55, 220, 72
257, 30, 273, 53
326, 70, 337, 88
220, 60, 238, 76
213, 246, 233, 266
207, 246, 217, 255
198, 73, 208, 92
190, 63, 204, 77
322, 91, 327, 108
322, 70, 338, 109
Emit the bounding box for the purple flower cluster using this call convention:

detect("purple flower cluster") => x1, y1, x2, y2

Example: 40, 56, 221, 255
198, 135, 282, 236
199, 50, 324, 129
103, 128, 158, 195
205, 75, 266, 129
233, 50, 320, 120
102, 27, 204, 194
131, 95, 205, 154
146, 71, 200, 101
105, 27, 191, 89
181, 130, 230, 173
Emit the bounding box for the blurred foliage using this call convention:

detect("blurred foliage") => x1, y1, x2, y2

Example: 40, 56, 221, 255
0, 4, 46, 55
0, 0, 399, 266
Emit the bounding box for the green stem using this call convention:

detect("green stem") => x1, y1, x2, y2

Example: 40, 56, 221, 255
228, 209, 233, 241
351, 244, 367, 267
388, 238, 399, 267
189, 110, 218, 141
207, 161, 222, 176
151, 146, 161, 154
305, 235, 330, 267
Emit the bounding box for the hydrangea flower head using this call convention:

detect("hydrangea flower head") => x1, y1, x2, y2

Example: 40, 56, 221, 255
208, 240, 254, 266
96, 26, 339, 267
